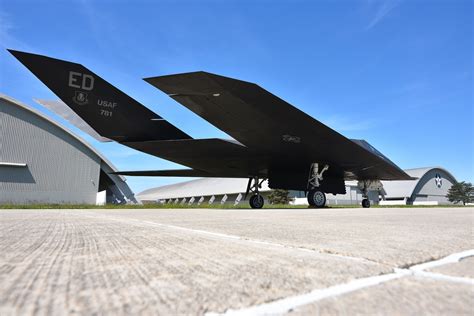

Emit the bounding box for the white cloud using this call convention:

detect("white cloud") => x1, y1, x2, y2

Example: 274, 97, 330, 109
365, 0, 403, 30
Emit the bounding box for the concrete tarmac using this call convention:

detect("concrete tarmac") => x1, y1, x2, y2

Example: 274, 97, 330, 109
0, 208, 472, 315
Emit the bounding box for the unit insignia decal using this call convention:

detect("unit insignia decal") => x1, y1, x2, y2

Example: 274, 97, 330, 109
73, 91, 89, 105
435, 173, 442, 188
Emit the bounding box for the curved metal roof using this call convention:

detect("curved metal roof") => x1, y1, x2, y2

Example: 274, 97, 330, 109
381, 167, 457, 199
138, 178, 270, 200
0, 93, 123, 178
1, 93, 139, 203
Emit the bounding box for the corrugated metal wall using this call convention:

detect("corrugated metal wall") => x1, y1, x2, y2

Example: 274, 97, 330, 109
0, 98, 100, 204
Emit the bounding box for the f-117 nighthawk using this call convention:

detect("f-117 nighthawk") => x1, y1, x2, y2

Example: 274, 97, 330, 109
9, 49, 413, 208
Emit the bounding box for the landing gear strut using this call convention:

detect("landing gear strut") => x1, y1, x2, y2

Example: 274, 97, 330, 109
360, 185, 370, 208
307, 163, 329, 208
245, 177, 265, 209
357, 180, 381, 208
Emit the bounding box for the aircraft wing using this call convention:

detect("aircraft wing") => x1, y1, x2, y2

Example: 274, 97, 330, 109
146, 72, 412, 180
122, 138, 268, 178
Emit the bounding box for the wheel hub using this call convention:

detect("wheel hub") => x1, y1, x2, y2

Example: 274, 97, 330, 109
314, 192, 324, 205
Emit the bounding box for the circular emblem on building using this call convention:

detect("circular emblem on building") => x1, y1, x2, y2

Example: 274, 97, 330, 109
435, 173, 442, 188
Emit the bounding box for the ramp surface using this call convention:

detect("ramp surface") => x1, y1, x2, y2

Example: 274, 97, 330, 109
0, 208, 472, 315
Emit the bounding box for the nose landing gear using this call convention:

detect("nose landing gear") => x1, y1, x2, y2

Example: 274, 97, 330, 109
249, 194, 264, 209
245, 177, 266, 209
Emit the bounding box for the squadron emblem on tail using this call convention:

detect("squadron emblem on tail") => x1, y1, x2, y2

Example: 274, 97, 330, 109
73, 91, 88, 105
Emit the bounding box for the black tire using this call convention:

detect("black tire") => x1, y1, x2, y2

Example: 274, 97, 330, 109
307, 190, 326, 208
249, 194, 264, 209
362, 198, 371, 208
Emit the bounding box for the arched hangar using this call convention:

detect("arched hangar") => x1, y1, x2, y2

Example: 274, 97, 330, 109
381, 167, 457, 205
0, 94, 137, 205
137, 167, 457, 206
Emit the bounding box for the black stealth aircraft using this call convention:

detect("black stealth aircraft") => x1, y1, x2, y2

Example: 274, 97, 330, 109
9, 50, 413, 208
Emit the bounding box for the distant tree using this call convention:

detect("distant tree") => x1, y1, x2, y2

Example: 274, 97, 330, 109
268, 189, 290, 205
446, 182, 474, 205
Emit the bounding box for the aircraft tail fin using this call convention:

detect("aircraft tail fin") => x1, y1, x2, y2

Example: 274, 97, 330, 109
34, 99, 112, 142
9, 49, 191, 142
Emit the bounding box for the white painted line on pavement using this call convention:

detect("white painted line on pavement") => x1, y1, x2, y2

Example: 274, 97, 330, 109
80, 212, 473, 315
411, 270, 474, 285
406, 249, 474, 285
207, 249, 474, 316
208, 271, 410, 316
409, 249, 474, 271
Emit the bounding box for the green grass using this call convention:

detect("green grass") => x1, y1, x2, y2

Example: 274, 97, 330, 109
0, 203, 469, 209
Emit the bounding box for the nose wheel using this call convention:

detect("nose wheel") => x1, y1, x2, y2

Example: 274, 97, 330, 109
245, 177, 266, 209
249, 194, 264, 209
307, 189, 326, 208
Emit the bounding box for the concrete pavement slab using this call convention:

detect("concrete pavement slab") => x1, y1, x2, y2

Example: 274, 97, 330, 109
290, 276, 474, 316
0, 209, 386, 315
94, 207, 474, 266
429, 257, 474, 279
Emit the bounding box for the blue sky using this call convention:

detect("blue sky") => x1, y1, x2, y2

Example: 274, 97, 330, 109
0, 0, 472, 193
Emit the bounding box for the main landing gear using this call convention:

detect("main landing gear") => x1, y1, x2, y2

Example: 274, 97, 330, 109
307, 189, 326, 208
307, 163, 329, 208
246, 177, 266, 209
